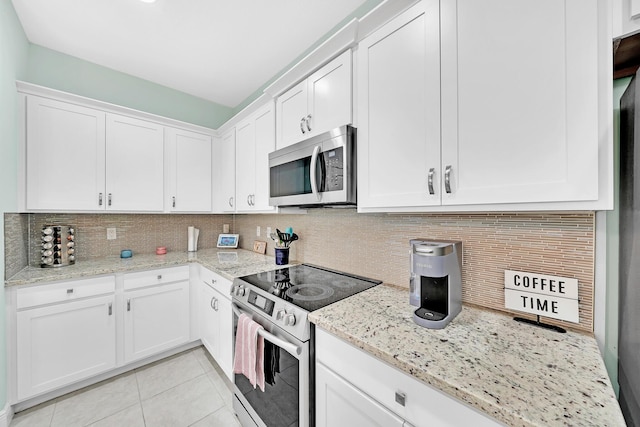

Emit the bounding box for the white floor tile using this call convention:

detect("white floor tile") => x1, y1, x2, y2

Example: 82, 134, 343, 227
87, 403, 145, 427
135, 350, 205, 400
190, 406, 242, 427
141, 374, 225, 427
192, 347, 215, 373
50, 372, 139, 427
9, 400, 55, 427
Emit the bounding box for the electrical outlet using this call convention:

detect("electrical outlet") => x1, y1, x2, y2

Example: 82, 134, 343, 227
223, 224, 230, 233
106, 227, 117, 240
256, 226, 261, 237
266, 227, 272, 238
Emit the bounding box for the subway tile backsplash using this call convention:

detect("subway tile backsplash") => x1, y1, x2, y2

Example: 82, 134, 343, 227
5, 210, 595, 332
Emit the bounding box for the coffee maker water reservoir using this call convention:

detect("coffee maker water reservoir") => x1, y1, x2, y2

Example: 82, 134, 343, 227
410, 239, 462, 329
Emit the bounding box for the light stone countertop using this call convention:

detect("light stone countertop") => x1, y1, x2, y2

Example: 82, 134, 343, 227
309, 284, 625, 427
5, 248, 291, 286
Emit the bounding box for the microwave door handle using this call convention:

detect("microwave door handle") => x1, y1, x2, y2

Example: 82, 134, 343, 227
232, 303, 302, 357
310, 145, 322, 201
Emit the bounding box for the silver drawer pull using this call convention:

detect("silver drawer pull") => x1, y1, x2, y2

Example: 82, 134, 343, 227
229, 197, 234, 207
172, 196, 176, 208
67, 288, 74, 294
444, 165, 452, 194
157, 275, 162, 280
300, 117, 306, 134
211, 279, 217, 284
305, 114, 312, 132
427, 168, 435, 195
210, 297, 216, 310
108, 302, 113, 316
127, 298, 131, 312
395, 391, 406, 407
108, 193, 112, 206
98, 193, 103, 206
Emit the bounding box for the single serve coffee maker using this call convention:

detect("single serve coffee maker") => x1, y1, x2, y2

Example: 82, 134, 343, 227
410, 239, 462, 329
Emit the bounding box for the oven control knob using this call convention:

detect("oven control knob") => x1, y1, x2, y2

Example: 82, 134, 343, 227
276, 309, 286, 321
234, 285, 246, 297
284, 313, 296, 326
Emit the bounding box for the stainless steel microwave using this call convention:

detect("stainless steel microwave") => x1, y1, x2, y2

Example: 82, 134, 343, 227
269, 125, 356, 207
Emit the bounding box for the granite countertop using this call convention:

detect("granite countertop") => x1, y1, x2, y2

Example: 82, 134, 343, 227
309, 284, 625, 427
5, 248, 291, 286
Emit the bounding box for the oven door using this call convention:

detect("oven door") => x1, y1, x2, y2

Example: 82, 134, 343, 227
231, 301, 310, 427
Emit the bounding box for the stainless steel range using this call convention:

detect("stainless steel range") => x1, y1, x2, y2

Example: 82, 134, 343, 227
230, 264, 381, 427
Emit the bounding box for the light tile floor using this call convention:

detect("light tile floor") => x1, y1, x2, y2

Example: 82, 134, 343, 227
10, 347, 242, 427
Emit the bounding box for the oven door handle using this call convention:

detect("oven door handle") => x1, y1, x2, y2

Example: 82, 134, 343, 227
232, 303, 302, 357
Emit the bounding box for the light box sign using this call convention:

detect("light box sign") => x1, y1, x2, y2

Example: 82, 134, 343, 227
504, 270, 579, 323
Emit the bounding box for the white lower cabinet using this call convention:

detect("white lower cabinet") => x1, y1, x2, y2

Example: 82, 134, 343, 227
15, 276, 117, 400
316, 328, 501, 427
123, 267, 190, 363
199, 267, 233, 380
316, 363, 404, 427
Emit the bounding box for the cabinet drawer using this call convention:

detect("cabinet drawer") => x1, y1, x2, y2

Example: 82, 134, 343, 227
199, 266, 232, 299
17, 276, 115, 309
316, 329, 501, 427
124, 265, 189, 291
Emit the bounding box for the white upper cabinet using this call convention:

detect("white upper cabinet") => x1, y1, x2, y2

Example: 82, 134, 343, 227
440, 0, 600, 207
166, 128, 212, 212
235, 102, 277, 212
25, 96, 106, 211
358, 0, 606, 212
357, 1, 441, 209
105, 114, 165, 212
20, 85, 217, 213
613, 0, 640, 38
213, 129, 236, 213
276, 50, 352, 149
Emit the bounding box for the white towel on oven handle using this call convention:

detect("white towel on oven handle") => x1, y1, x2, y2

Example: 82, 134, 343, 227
233, 313, 265, 392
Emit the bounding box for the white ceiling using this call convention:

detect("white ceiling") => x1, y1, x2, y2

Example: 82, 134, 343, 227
11, 0, 368, 108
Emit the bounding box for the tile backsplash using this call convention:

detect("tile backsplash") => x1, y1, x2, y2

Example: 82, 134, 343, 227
5, 210, 595, 332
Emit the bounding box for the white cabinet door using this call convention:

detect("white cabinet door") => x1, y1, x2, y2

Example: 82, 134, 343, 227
276, 80, 308, 148
235, 102, 277, 212
166, 127, 212, 212
213, 129, 236, 213
316, 363, 404, 427
440, 0, 599, 206
123, 280, 190, 363
276, 51, 353, 149
235, 119, 256, 211
200, 282, 219, 360
307, 50, 352, 138
613, 0, 640, 37
16, 295, 116, 400
357, 1, 442, 209
25, 96, 106, 211
199, 282, 233, 380
105, 114, 165, 212
252, 104, 276, 211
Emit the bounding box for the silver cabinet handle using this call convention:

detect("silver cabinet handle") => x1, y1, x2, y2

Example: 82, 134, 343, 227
228, 197, 234, 207
444, 165, 452, 194
127, 298, 131, 312
210, 297, 216, 310
300, 117, 306, 134
251, 195, 255, 206
67, 288, 74, 294
108, 302, 112, 316
428, 168, 435, 195
172, 196, 176, 208
247, 195, 251, 206
99, 193, 103, 206
157, 275, 162, 280
108, 193, 112, 206
395, 391, 406, 407
213, 298, 219, 311
305, 114, 312, 132
211, 278, 217, 284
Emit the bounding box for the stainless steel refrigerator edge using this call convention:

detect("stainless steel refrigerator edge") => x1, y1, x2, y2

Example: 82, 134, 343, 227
619, 71, 640, 427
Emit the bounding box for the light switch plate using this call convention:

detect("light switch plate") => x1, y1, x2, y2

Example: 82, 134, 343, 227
106, 228, 116, 240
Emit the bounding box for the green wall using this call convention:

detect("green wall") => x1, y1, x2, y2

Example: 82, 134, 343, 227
0, 0, 29, 411
26, 45, 234, 129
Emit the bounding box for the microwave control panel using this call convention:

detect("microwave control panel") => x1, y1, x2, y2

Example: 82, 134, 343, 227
323, 147, 344, 192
